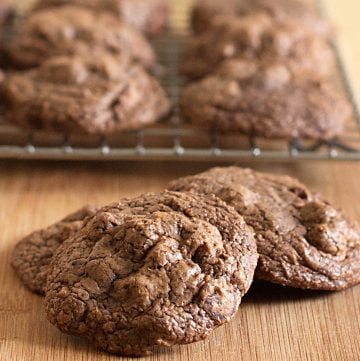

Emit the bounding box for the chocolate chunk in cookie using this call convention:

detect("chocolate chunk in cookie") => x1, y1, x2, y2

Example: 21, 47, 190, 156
12, 206, 98, 295
191, 0, 331, 37
31, 0, 169, 35
168, 167, 360, 291
180, 59, 350, 140
181, 14, 334, 79
3, 52, 171, 134
4, 5, 156, 69
45, 191, 257, 356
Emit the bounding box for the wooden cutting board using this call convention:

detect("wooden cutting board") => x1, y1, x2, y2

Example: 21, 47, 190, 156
1, 0, 360, 360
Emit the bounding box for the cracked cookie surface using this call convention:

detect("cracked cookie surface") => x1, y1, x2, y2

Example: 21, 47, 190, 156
180, 59, 350, 140
191, 0, 331, 37
31, 0, 169, 35
3, 52, 170, 134
5, 5, 156, 69
182, 12, 334, 80
12, 206, 98, 295
45, 191, 257, 356
169, 167, 360, 290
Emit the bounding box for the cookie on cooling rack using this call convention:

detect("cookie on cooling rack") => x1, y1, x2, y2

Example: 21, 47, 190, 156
180, 59, 351, 140
181, 12, 334, 79
191, 0, 331, 37
168, 166, 360, 291
12, 206, 99, 295
2, 52, 171, 134
45, 191, 257, 356
4, 5, 156, 69
31, 0, 169, 35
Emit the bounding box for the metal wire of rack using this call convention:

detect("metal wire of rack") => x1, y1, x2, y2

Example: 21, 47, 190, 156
1, 0, 360, 162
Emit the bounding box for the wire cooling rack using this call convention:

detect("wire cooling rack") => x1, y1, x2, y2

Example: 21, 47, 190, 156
0, 0, 360, 161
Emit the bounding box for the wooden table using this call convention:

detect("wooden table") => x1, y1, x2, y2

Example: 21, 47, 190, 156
1, 0, 360, 360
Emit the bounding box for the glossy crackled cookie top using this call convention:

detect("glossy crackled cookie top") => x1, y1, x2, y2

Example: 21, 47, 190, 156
5, 5, 156, 69
181, 12, 334, 79
45, 191, 258, 356
169, 167, 360, 290
180, 59, 350, 140
191, 0, 331, 37
31, 0, 169, 35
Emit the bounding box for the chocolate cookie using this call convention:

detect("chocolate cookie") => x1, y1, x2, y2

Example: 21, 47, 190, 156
191, 0, 331, 37
181, 13, 334, 79
3, 52, 170, 134
168, 167, 360, 291
180, 59, 351, 140
45, 191, 257, 356
12, 206, 98, 295
31, 0, 169, 35
4, 5, 156, 69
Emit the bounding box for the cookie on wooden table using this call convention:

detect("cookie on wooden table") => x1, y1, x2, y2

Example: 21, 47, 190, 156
3, 52, 171, 134
45, 191, 258, 356
168, 167, 360, 291
12, 206, 98, 295
191, 0, 331, 37
4, 5, 156, 69
31, 0, 170, 35
180, 59, 350, 140
181, 13, 334, 79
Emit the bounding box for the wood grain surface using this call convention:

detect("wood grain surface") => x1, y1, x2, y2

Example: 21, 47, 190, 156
1, 0, 360, 360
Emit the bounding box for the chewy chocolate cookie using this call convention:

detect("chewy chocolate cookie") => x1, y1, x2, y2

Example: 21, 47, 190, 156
191, 0, 331, 37
180, 59, 350, 140
169, 167, 360, 291
45, 191, 257, 356
3, 52, 170, 134
12, 206, 98, 295
31, 0, 169, 35
4, 5, 156, 69
181, 13, 334, 79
